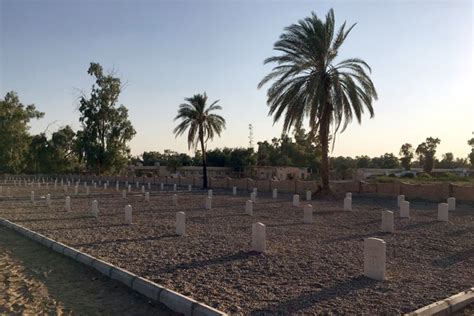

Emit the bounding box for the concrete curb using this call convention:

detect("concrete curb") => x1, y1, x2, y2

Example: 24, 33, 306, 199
0, 218, 227, 316
406, 288, 474, 315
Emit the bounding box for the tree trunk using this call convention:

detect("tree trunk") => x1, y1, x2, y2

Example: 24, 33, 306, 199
319, 106, 331, 193
199, 133, 208, 189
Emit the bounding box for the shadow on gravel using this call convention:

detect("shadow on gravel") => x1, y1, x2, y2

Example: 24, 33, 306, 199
432, 248, 474, 268
401, 220, 438, 231
324, 231, 390, 243
160, 250, 258, 273
13, 215, 93, 223
251, 276, 378, 315
71, 234, 178, 247
36, 223, 129, 232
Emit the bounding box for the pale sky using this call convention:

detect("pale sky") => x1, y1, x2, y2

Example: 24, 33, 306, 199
1, 0, 473, 159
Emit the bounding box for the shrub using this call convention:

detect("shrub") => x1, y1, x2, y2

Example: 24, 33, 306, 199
401, 172, 415, 178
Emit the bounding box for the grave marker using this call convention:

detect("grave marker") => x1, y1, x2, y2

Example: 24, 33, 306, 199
364, 238, 386, 281
252, 222, 266, 253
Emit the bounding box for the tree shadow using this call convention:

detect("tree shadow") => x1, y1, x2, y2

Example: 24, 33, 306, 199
432, 248, 474, 268
251, 276, 378, 315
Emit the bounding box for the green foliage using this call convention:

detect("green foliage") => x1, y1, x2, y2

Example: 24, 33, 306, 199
0, 91, 44, 173
256, 128, 321, 174
401, 172, 415, 178
25, 126, 81, 174
468, 138, 474, 166
399, 143, 414, 170
76, 63, 136, 174
416, 137, 441, 173
258, 8, 377, 191
173, 93, 226, 188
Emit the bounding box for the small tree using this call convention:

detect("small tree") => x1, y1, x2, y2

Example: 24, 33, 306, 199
468, 138, 474, 167
399, 143, 414, 170
416, 137, 440, 173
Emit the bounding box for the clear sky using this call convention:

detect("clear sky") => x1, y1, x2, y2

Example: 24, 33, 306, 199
1, 0, 473, 160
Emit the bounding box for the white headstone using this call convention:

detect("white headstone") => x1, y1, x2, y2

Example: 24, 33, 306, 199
86, 187, 90, 195
205, 196, 212, 210
145, 192, 150, 202
364, 238, 386, 281
293, 194, 300, 207
245, 200, 253, 216
400, 201, 410, 218
124, 205, 132, 224
208, 189, 213, 197
447, 197, 456, 211
46, 193, 51, 207
122, 190, 126, 198
304, 204, 313, 224
188, 184, 192, 191
272, 188, 278, 199
344, 197, 352, 211
176, 211, 185, 235
250, 192, 257, 203
160, 183, 164, 190
148, 182, 151, 190
91, 200, 98, 218
31, 191, 35, 204
173, 184, 177, 191
346, 192, 352, 199
253, 187, 257, 195
381, 210, 394, 233
116, 182, 119, 191
128, 184, 131, 193
141, 185, 145, 194
65, 196, 71, 211
74, 186, 78, 195
306, 190, 312, 201
252, 222, 266, 253
438, 203, 449, 222
94, 183, 97, 189
136, 181, 139, 188
397, 195, 405, 208
232, 186, 237, 196
172, 194, 178, 206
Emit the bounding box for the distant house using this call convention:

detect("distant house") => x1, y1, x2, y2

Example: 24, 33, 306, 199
245, 166, 310, 180
355, 168, 471, 180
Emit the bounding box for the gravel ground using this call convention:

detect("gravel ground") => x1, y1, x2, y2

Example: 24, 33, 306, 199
0, 184, 473, 315
0, 225, 174, 315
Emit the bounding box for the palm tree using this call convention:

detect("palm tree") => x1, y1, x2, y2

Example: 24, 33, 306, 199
173, 93, 226, 188
258, 9, 377, 193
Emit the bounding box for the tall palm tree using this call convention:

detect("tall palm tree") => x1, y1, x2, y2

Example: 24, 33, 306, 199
173, 93, 226, 189
258, 9, 377, 193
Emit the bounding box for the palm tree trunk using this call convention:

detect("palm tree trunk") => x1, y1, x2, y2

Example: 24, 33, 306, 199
319, 106, 331, 193
200, 133, 208, 189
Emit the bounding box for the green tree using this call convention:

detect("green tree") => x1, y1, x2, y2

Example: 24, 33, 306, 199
258, 9, 377, 193
399, 143, 414, 170
0, 91, 44, 173
468, 138, 474, 167
77, 63, 136, 174
416, 137, 441, 173
173, 93, 226, 188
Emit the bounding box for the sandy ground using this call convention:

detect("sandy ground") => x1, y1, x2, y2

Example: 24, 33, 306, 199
0, 225, 174, 315
0, 183, 473, 314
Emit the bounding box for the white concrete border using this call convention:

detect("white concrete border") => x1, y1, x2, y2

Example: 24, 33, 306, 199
406, 287, 474, 316
0, 218, 226, 316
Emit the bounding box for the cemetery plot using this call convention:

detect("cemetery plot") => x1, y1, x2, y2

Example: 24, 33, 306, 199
0, 184, 472, 314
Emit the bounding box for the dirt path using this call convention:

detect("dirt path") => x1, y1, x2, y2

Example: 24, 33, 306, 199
0, 226, 174, 315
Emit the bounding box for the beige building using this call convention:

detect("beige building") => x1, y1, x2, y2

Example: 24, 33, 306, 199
177, 166, 233, 178
246, 166, 310, 180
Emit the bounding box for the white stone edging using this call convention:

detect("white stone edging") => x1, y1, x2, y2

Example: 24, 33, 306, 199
406, 287, 474, 316
0, 218, 226, 316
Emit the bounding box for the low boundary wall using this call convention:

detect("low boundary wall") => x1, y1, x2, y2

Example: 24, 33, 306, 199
0, 218, 226, 316
3, 175, 474, 202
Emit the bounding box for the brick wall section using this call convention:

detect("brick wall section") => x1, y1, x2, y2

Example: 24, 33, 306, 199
401, 183, 450, 202
376, 182, 401, 196
451, 185, 474, 202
